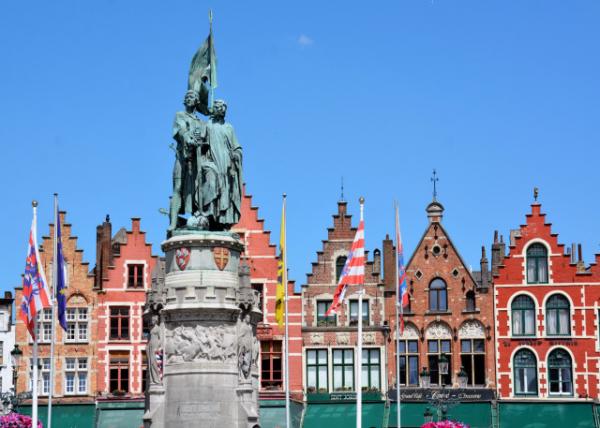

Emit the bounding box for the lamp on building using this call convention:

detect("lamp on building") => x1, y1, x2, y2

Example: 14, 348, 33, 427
438, 353, 449, 377
457, 366, 468, 388
10, 344, 22, 368
419, 366, 430, 388
423, 407, 434, 423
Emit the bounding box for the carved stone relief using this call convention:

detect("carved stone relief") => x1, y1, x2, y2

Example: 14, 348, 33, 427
425, 321, 452, 339
458, 320, 485, 338
396, 323, 420, 340
363, 332, 376, 344
337, 332, 350, 345
164, 323, 237, 364
310, 333, 324, 345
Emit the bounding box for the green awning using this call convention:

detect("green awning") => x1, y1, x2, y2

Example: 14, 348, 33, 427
303, 402, 385, 428
388, 402, 492, 428
96, 400, 145, 428
259, 399, 303, 428
20, 403, 95, 428
499, 402, 596, 428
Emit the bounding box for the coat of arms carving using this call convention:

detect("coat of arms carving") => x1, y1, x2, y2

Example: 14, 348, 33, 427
175, 247, 191, 271
213, 247, 230, 271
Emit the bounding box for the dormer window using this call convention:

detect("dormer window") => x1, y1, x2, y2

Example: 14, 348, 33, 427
526, 244, 548, 284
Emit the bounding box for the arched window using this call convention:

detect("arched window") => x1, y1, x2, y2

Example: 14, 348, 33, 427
335, 256, 347, 283
512, 295, 536, 336
465, 290, 476, 312
429, 278, 447, 312
546, 295, 570, 336
514, 349, 538, 396
527, 244, 548, 284
548, 349, 573, 396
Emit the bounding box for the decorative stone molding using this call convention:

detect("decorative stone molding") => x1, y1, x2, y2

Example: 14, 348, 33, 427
363, 332, 375, 344
337, 332, 350, 345
310, 333, 324, 345
425, 321, 452, 339
395, 324, 419, 340
458, 320, 485, 338
164, 323, 237, 364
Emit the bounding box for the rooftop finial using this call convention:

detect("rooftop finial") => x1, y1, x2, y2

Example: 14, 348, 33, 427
340, 177, 345, 202
431, 169, 439, 201
533, 187, 539, 202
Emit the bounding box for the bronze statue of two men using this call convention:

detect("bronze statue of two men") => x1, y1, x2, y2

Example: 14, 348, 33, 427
168, 91, 242, 233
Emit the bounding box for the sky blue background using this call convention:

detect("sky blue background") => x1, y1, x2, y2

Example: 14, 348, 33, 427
1, 1, 599, 294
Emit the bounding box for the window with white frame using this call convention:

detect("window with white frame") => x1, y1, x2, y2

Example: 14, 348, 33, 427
526, 244, 548, 284
29, 358, 51, 395
513, 349, 538, 396
548, 349, 573, 396
349, 300, 369, 326
66, 307, 88, 342
545, 295, 570, 336
65, 357, 88, 395
361, 348, 380, 390
34, 309, 53, 343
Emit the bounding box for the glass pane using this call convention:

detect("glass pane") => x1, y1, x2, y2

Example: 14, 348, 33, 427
318, 350, 327, 364
362, 365, 369, 388
559, 310, 569, 334
370, 366, 380, 388
344, 350, 353, 364
547, 310, 557, 335
408, 356, 419, 385
526, 367, 537, 393
474, 339, 485, 353
461, 340, 471, 353
428, 341, 438, 353
461, 354, 472, 385
318, 366, 328, 390
399, 356, 406, 385
538, 259, 548, 283
371, 350, 380, 363
344, 366, 354, 389
307, 350, 316, 365
333, 366, 342, 389
513, 311, 522, 335
525, 310, 535, 335
527, 258, 537, 283
333, 350, 342, 364
398, 341, 406, 353
440, 290, 447, 311
474, 354, 486, 385
441, 340, 451, 353
307, 366, 316, 388
408, 341, 418, 353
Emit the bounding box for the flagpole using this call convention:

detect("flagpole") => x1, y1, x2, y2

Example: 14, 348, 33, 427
394, 202, 402, 428
282, 194, 291, 428
31, 200, 39, 428
356, 196, 365, 428
48, 193, 58, 428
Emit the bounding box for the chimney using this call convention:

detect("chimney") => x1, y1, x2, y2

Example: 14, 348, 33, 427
480, 246, 489, 288
373, 249, 381, 275
382, 235, 396, 292
94, 215, 112, 290
571, 243, 577, 264
577, 244, 586, 273
491, 231, 505, 276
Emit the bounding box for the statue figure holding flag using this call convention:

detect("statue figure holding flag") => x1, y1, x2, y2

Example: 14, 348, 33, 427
167, 13, 242, 234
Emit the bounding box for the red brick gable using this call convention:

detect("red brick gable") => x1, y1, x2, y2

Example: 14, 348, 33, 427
495, 203, 599, 284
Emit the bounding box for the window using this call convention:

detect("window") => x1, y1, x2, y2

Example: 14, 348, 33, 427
527, 244, 548, 284
397, 340, 419, 386
142, 317, 150, 341
127, 264, 144, 288
109, 351, 130, 393
546, 295, 570, 336
141, 351, 148, 393
548, 349, 573, 396
65, 357, 88, 395
332, 349, 354, 391
110, 307, 130, 340
0, 312, 6, 330
465, 291, 476, 312
362, 349, 380, 390
29, 358, 50, 395
316, 300, 336, 327
306, 349, 328, 391
335, 256, 347, 283
512, 295, 536, 336
35, 309, 52, 343
427, 339, 452, 386
65, 308, 88, 342
429, 278, 447, 312
349, 300, 369, 326
514, 349, 537, 396
460, 339, 485, 386
261, 341, 282, 390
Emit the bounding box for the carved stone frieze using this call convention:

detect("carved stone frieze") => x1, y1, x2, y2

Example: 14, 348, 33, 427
310, 333, 324, 345
363, 332, 376, 344
337, 332, 350, 345
425, 321, 452, 339
458, 320, 485, 338
164, 322, 237, 364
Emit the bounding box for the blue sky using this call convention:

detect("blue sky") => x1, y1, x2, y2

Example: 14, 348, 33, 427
1, 1, 599, 294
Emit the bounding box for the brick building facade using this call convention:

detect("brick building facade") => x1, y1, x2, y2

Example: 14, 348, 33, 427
301, 201, 388, 396
93, 217, 158, 401
383, 199, 496, 393
14, 212, 98, 405
232, 190, 303, 399
494, 201, 600, 400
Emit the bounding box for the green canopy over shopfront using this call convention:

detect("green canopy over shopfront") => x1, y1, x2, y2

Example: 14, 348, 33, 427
259, 399, 304, 428
20, 403, 96, 428
95, 400, 145, 428
303, 401, 386, 428
498, 402, 596, 428
387, 402, 492, 428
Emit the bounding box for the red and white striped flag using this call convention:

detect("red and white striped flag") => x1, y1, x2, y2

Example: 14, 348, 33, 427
326, 220, 365, 315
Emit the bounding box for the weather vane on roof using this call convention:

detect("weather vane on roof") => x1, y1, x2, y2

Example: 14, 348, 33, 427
431, 169, 439, 201
534, 187, 539, 202
340, 177, 345, 202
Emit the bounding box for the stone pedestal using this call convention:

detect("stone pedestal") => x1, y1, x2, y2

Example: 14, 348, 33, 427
148, 232, 261, 428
